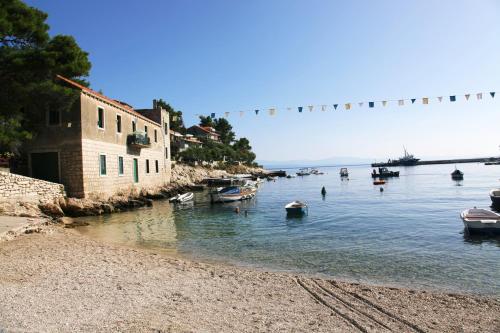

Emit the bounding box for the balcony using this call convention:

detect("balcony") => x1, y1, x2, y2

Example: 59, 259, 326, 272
127, 131, 151, 148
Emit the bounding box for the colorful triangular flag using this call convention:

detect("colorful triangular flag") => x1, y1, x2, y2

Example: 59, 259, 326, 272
268, 108, 276, 116
308, 105, 314, 112
490, 92, 496, 98
358, 102, 364, 107
477, 93, 483, 100
333, 104, 338, 110
321, 105, 326, 112
369, 102, 374, 108
287, 107, 292, 112
345, 103, 351, 110
465, 94, 470, 101
422, 97, 429, 105
298, 107, 303, 113
411, 98, 416, 104
224, 112, 230, 118
398, 100, 404, 106
437, 96, 443, 103
382, 101, 388, 107
255, 109, 259, 115
450, 95, 456, 102
211, 113, 216, 118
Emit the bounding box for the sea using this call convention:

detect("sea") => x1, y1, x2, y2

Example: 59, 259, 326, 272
75, 163, 500, 295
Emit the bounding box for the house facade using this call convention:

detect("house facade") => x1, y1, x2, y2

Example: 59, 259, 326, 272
23, 75, 171, 198
186, 126, 221, 142
170, 130, 203, 154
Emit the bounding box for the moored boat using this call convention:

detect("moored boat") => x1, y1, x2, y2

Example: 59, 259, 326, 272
285, 201, 308, 215
296, 168, 311, 176
489, 189, 500, 206
371, 167, 399, 178
211, 186, 256, 203
169, 192, 194, 203
340, 168, 349, 177
451, 168, 464, 180
460, 208, 500, 233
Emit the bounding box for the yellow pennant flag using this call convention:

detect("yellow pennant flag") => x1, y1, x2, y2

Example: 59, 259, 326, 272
422, 97, 429, 105
476, 93, 483, 100
382, 101, 388, 107
398, 100, 404, 106
345, 103, 351, 110
308, 105, 314, 112
465, 94, 470, 101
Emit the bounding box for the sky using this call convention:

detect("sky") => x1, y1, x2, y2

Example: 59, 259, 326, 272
27, 0, 500, 163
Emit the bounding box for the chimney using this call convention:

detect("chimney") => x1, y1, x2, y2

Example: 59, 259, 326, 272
153, 99, 158, 110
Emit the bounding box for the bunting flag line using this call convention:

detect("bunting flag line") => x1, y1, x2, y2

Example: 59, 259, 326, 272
203, 89, 497, 118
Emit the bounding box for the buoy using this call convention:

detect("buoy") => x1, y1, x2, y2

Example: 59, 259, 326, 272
321, 186, 326, 196
380, 187, 384, 192
235, 207, 240, 214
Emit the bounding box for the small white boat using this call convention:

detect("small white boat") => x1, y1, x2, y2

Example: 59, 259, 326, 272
460, 208, 500, 233
211, 186, 256, 203
340, 168, 349, 177
169, 192, 194, 203
285, 201, 308, 215
297, 168, 311, 176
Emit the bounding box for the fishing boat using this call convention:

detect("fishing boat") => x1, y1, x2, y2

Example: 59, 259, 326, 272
296, 168, 311, 176
451, 168, 464, 180
371, 167, 399, 178
489, 189, 500, 206
169, 192, 194, 203
210, 186, 256, 203
373, 180, 386, 185
460, 208, 500, 233
371, 147, 420, 167
286, 174, 296, 179
340, 168, 349, 177
310, 168, 324, 175
285, 201, 308, 215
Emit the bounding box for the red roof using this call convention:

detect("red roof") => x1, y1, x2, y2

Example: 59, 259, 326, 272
56, 75, 160, 125
198, 126, 220, 136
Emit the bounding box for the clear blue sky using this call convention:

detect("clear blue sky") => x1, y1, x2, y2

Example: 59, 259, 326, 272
28, 0, 500, 162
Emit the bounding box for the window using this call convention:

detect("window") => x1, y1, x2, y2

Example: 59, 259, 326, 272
118, 156, 124, 175
99, 155, 107, 175
164, 122, 168, 134
154, 129, 157, 142
155, 160, 159, 173
48, 110, 60, 126
144, 125, 148, 137
97, 107, 104, 129
132, 120, 136, 132
165, 147, 169, 159
116, 115, 122, 133
146, 159, 150, 174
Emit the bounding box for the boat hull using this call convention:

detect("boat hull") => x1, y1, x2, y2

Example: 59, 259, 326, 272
286, 207, 307, 215
491, 195, 500, 206
461, 210, 500, 234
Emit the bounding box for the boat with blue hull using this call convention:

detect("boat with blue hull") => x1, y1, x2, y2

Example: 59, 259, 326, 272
285, 201, 308, 215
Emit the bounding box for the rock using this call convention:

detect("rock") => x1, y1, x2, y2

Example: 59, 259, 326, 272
38, 202, 64, 218
63, 198, 85, 216
57, 216, 74, 225
144, 199, 153, 207
128, 200, 145, 208
58, 216, 89, 228
101, 203, 114, 214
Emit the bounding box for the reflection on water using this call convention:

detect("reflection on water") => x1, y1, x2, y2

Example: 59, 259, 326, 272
75, 164, 500, 295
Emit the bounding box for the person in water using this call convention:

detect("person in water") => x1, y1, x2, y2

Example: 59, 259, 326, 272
321, 186, 326, 196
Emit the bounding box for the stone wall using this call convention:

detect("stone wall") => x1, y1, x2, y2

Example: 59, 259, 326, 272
0, 172, 65, 203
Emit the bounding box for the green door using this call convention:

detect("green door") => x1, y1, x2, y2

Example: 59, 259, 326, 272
133, 158, 139, 183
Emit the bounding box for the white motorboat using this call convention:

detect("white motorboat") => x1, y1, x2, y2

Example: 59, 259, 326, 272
285, 201, 308, 215
169, 192, 194, 203
296, 168, 311, 176
460, 208, 500, 233
211, 186, 256, 203
340, 168, 349, 177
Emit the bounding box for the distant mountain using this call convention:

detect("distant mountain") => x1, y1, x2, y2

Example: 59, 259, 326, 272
258, 156, 374, 169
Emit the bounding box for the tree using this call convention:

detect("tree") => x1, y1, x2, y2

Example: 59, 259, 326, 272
198, 115, 214, 127
0, 0, 91, 154
156, 99, 186, 134
213, 118, 235, 145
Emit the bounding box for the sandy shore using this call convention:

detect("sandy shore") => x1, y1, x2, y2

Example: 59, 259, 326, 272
0, 227, 498, 332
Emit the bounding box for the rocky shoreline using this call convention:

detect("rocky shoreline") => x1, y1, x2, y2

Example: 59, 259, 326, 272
0, 164, 265, 223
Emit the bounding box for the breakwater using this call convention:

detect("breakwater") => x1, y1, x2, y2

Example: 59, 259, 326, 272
371, 157, 500, 167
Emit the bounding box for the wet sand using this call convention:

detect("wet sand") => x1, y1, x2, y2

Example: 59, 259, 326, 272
0, 227, 499, 332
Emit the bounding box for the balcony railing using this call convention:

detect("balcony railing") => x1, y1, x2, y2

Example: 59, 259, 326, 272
127, 131, 151, 148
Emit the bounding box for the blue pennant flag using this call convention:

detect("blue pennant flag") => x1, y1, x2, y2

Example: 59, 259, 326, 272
490, 92, 496, 98
298, 106, 303, 113
369, 102, 374, 108
450, 95, 456, 102
411, 98, 416, 104
255, 109, 259, 115
210, 113, 216, 118
333, 104, 338, 110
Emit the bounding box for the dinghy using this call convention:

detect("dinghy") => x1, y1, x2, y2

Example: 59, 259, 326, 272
340, 168, 349, 177
490, 189, 500, 206
451, 168, 464, 180
285, 201, 308, 215
170, 192, 194, 203
211, 186, 256, 203
460, 208, 500, 234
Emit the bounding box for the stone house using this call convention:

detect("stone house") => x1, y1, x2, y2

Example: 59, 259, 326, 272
170, 130, 203, 154
186, 125, 221, 142
22, 75, 171, 198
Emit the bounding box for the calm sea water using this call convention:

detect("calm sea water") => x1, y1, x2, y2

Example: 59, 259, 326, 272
76, 163, 500, 295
